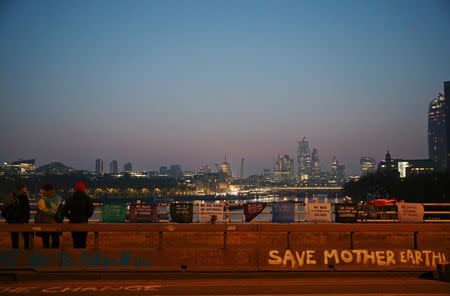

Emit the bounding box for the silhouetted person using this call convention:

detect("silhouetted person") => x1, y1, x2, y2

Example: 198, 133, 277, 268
36, 184, 62, 248
1, 182, 30, 249
63, 182, 93, 248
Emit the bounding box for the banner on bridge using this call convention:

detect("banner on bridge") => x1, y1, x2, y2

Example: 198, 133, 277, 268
129, 204, 158, 223
306, 203, 331, 222
397, 202, 424, 223
198, 203, 224, 223
170, 203, 193, 223
244, 203, 267, 222
334, 203, 358, 223
272, 202, 295, 223
102, 203, 127, 223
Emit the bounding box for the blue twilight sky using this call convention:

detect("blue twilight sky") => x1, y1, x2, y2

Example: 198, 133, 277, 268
1, 0, 449, 175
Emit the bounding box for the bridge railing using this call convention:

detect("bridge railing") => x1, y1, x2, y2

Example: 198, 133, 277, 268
1, 202, 449, 223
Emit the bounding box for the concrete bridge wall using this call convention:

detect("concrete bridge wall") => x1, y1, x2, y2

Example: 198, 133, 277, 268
0, 224, 448, 272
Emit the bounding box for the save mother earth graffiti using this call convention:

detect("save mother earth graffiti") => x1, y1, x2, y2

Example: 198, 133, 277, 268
268, 249, 448, 268
0, 249, 447, 270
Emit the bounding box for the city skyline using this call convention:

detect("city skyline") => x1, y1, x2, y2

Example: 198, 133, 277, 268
1, 1, 450, 175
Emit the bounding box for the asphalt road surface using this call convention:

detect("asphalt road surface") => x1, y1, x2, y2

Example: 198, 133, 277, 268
0, 272, 449, 295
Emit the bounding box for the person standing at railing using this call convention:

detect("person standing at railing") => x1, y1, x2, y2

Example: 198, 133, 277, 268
35, 184, 62, 248
63, 181, 93, 248
0, 182, 30, 249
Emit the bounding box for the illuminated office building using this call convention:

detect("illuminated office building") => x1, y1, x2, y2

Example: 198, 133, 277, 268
360, 156, 376, 175
297, 137, 311, 180
428, 92, 447, 170
274, 154, 294, 183
311, 148, 320, 176
3, 159, 35, 174
445, 81, 450, 168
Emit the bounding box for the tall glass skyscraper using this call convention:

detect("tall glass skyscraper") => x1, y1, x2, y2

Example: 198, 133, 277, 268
445, 81, 450, 169
311, 148, 320, 175
428, 91, 447, 170
297, 137, 311, 180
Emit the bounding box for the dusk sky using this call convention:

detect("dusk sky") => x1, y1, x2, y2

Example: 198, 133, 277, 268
1, 0, 450, 175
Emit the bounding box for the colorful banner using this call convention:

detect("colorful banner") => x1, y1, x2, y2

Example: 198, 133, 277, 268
244, 203, 267, 222
102, 203, 127, 223
129, 204, 158, 223
397, 202, 424, 223
169, 203, 193, 223
198, 203, 224, 223
334, 203, 358, 223
306, 203, 331, 222
272, 202, 295, 223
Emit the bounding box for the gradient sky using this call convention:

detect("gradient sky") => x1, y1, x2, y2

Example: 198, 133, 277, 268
1, 0, 450, 175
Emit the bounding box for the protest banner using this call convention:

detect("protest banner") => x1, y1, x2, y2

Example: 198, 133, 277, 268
102, 203, 127, 223
334, 203, 358, 223
198, 203, 224, 223
129, 204, 158, 223
272, 202, 295, 223
169, 203, 193, 223
306, 203, 331, 222
244, 203, 267, 222
397, 202, 424, 223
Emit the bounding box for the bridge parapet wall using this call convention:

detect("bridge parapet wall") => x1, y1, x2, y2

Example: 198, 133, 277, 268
0, 224, 448, 272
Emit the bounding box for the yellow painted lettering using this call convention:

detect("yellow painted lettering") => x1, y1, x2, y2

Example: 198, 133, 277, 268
432, 252, 442, 267
352, 250, 364, 264
306, 250, 317, 265
407, 250, 415, 264
341, 250, 353, 264
268, 250, 282, 265
295, 251, 305, 266
423, 250, 432, 267
400, 251, 407, 263
283, 250, 296, 268
363, 250, 375, 264
386, 250, 396, 265
324, 249, 339, 265
375, 251, 386, 266
414, 251, 423, 265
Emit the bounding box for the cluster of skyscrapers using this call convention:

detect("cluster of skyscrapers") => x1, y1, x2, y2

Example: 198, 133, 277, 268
273, 137, 346, 185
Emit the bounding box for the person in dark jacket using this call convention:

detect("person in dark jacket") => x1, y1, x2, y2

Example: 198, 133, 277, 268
63, 181, 93, 248
1, 182, 31, 249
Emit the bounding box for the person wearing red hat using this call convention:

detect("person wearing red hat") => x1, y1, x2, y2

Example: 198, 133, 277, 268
63, 181, 93, 248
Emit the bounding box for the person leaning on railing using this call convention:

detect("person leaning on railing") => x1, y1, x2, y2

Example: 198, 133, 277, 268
0, 182, 31, 249
35, 184, 63, 248
63, 181, 93, 248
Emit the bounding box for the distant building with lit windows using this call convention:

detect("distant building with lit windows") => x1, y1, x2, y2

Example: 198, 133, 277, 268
297, 137, 311, 181
444, 81, 450, 168
3, 159, 35, 174
428, 93, 447, 170
311, 148, 320, 176
378, 151, 436, 178
360, 156, 376, 175
274, 154, 294, 183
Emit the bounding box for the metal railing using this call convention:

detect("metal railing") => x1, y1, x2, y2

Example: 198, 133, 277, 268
1, 202, 449, 223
